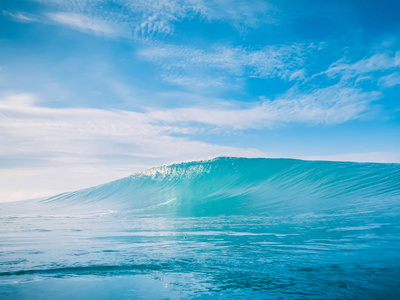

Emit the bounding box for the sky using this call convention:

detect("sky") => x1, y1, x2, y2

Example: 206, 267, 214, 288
1, 0, 400, 202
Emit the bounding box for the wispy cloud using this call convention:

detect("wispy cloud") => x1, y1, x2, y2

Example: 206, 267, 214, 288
138, 43, 308, 89
146, 84, 380, 129
3, 10, 38, 23
183, 0, 277, 28
47, 12, 126, 36
35, 0, 276, 38
378, 72, 400, 88
4, 9, 127, 37
322, 52, 400, 81
161, 75, 229, 89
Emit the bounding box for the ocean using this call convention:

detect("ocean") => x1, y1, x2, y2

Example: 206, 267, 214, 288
1, 157, 400, 299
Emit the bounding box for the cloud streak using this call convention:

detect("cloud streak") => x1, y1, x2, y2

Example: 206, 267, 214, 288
146, 84, 380, 129
2, 10, 38, 23
32, 0, 276, 38
379, 72, 400, 88
138, 43, 308, 89
0, 85, 379, 167
47, 12, 126, 36
322, 52, 400, 81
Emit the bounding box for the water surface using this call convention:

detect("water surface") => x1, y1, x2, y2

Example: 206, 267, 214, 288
1, 158, 400, 299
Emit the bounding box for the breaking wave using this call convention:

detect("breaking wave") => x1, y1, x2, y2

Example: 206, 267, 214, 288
39, 157, 400, 216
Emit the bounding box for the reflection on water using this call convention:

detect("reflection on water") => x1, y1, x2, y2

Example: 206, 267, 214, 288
1, 211, 400, 299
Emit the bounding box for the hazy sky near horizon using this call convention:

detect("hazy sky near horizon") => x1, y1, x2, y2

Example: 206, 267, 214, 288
1, 0, 400, 201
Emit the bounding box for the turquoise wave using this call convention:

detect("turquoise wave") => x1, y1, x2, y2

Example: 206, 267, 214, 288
39, 157, 400, 216
2, 157, 400, 298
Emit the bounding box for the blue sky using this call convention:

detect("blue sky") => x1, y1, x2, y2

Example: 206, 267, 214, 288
1, 0, 400, 201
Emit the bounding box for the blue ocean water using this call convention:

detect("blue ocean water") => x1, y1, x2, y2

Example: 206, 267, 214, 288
1, 157, 400, 299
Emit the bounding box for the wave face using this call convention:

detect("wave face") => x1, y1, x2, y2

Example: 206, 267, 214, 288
1, 157, 400, 299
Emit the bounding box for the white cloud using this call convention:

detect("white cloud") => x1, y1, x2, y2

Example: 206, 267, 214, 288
138, 43, 307, 88
378, 72, 400, 88
0, 93, 36, 107
3, 10, 38, 23
36, 0, 276, 37
5, 10, 126, 37
47, 12, 125, 36
161, 74, 229, 89
146, 84, 380, 129
322, 52, 400, 81
139, 43, 305, 77
289, 69, 306, 81
184, 0, 277, 28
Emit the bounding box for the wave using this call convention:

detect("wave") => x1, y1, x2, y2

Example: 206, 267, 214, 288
2, 157, 400, 298
31, 157, 400, 216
